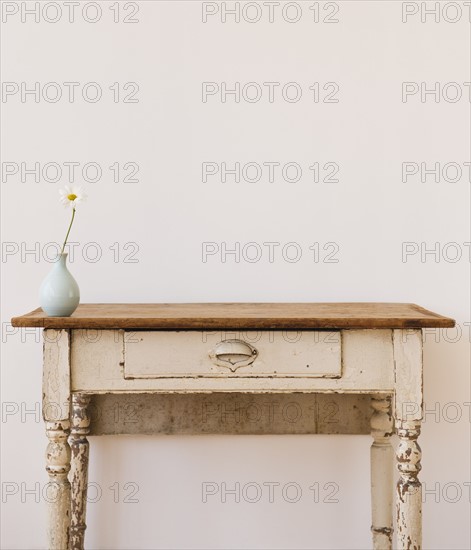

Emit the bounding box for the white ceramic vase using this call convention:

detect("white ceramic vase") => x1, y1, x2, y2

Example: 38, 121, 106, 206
39, 253, 80, 317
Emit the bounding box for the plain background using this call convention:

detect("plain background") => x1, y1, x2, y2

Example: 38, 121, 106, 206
1, 1, 470, 548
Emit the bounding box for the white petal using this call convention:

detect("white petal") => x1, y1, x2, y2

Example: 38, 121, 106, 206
58, 185, 87, 208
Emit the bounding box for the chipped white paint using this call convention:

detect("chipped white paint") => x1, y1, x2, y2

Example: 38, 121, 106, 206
69, 394, 91, 550
43, 329, 71, 550
71, 329, 394, 392
370, 395, 394, 550
393, 329, 423, 550
393, 329, 423, 421
38, 327, 428, 550
124, 330, 341, 378
43, 329, 71, 421
45, 422, 71, 550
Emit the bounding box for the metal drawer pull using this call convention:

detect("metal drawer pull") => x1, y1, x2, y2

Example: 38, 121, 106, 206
209, 339, 258, 372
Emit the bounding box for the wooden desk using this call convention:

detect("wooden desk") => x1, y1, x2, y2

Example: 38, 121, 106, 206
12, 303, 455, 550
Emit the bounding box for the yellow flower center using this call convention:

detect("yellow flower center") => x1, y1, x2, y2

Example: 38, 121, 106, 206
67, 193, 77, 201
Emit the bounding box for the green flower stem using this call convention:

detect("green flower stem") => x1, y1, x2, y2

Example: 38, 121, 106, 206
61, 208, 76, 255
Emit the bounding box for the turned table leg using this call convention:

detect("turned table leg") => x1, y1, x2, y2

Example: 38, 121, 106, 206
45, 421, 72, 549
393, 329, 423, 550
69, 393, 91, 550
370, 395, 394, 549
396, 421, 422, 548
43, 329, 72, 549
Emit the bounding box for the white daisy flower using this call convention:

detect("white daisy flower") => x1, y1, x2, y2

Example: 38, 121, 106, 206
59, 186, 87, 209
58, 185, 87, 254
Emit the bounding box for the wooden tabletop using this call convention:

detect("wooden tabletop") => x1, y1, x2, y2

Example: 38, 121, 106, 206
11, 303, 455, 329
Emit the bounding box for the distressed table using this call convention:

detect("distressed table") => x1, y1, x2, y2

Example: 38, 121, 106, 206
12, 303, 454, 550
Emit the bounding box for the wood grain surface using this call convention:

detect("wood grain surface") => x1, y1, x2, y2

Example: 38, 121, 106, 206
11, 303, 455, 329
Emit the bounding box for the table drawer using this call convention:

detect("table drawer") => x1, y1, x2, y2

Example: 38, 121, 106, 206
124, 330, 342, 379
